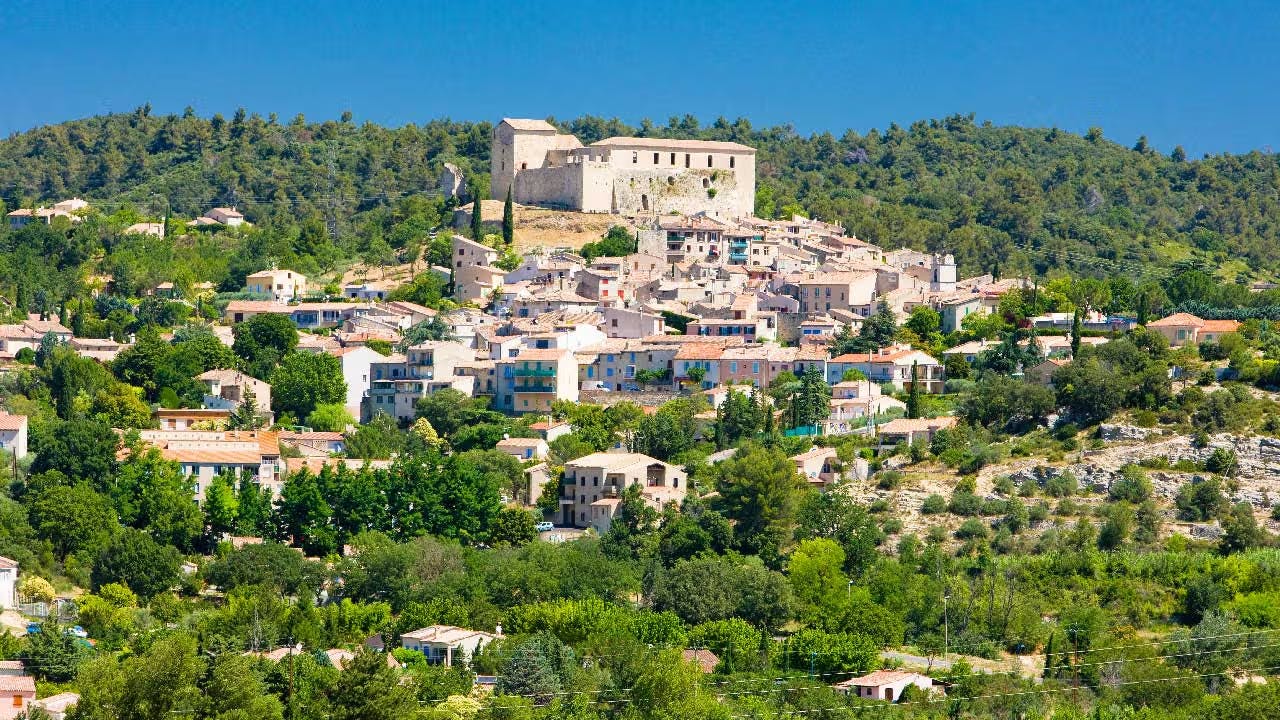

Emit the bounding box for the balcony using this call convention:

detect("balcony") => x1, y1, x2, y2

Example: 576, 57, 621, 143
514, 384, 557, 393
513, 367, 556, 377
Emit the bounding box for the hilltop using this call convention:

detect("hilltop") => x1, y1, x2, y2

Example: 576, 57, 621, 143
3, 108, 1280, 284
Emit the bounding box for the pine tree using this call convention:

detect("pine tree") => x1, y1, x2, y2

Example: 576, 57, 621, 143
502, 187, 514, 246
228, 386, 265, 430
906, 361, 921, 419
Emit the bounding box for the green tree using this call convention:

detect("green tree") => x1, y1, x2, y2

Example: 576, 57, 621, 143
469, 195, 483, 240
713, 443, 806, 564
490, 507, 538, 548
28, 484, 119, 559
905, 361, 921, 419
232, 313, 299, 377
91, 528, 182, 599
24, 621, 93, 682
502, 188, 514, 246
307, 402, 354, 432
271, 352, 347, 421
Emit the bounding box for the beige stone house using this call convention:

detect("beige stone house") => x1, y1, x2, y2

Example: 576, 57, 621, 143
561, 452, 686, 531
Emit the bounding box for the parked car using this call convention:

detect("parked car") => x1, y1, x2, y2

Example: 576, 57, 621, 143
535, 521, 555, 532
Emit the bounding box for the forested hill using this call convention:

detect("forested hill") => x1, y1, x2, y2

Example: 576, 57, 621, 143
3, 106, 1280, 280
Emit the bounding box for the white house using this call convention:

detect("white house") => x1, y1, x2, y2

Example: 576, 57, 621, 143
399, 625, 498, 666
205, 207, 246, 227
0, 556, 18, 609
834, 670, 933, 702
0, 414, 27, 460
332, 346, 386, 417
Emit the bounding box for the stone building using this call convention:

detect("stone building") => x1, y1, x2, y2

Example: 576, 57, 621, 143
490, 118, 756, 218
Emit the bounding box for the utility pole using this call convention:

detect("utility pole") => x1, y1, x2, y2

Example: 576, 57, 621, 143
943, 592, 950, 664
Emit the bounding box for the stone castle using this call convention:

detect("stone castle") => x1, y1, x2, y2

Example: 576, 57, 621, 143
490, 118, 757, 218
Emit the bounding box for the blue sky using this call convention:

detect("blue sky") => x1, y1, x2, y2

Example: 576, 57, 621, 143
4, 0, 1278, 156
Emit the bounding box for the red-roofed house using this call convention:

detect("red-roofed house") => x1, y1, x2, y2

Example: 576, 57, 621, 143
828, 345, 944, 393
876, 417, 957, 449
0, 414, 26, 460
833, 670, 932, 702
1147, 313, 1241, 347
0, 674, 35, 720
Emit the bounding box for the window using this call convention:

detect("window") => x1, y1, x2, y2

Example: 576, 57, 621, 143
520, 162, 527, 170
707, 155, 713, 167
685, 153, 691, 168
611, 318, 618, 327
632, 151, 638, 164
730, 156, 736, 168
653, 152, 659, 163
752, 362, 760, 373
729, 361, 738, 373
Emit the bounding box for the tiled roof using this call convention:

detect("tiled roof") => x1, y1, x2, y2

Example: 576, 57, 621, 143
0, 414, 26, 431
878, 417, 957, 434
0, 675, 35, 693
1147, 312, 1205, 328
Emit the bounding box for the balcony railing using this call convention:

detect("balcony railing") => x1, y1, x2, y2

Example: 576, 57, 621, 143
515, 384, 557, 393
512, 367, 556, 377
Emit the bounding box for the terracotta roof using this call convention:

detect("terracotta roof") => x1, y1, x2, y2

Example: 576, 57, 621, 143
514, 348, 571, 361
0, 675, 35, 693
879, 417, 957, 434
682, 649, 719, 673
1201, 319, 1241, 333
0, 414, 26, 431
832, 347, 937, 365
675, 344, 726, 361
836, 670, 926, 688
1147, 312, 1205, 328
0, 556, 17, 569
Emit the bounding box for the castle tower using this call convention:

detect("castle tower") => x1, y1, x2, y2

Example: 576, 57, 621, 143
490, 118, 566, 201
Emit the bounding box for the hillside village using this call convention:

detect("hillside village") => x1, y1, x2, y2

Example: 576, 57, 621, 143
1, 115, 1280, 719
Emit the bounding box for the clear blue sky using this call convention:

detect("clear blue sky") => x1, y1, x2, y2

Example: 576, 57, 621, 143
5, 0, 1279, 157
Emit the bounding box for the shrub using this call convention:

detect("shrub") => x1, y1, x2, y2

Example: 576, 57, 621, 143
955, 519, 990, 540
921, 494, 947, 515
882, 518, 903, 535
948, 492, 982, 516
1045, 472, 1078, 497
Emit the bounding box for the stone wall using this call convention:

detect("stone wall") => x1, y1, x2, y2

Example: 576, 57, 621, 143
611, 167, 747, 217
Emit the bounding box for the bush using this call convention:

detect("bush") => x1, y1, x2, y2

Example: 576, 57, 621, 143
876, 470, 903, 490
948, 492, 982, 516
921, 494, 947, 515
882, 518, 903, 535
1205, 448, 1239, 476
869, 499, 890, 514
955, 519, 990, 540
1109, 465, 1152, 503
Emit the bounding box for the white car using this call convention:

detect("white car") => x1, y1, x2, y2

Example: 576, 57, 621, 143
535, 521, 555, 532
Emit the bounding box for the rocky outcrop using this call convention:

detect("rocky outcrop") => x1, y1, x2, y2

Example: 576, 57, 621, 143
1098, 424, 1160, 442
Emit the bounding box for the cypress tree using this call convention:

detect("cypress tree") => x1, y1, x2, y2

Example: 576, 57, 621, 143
906, 361, 921, 419
1044, 632, 1056, 678
502, 187, 514, 246
1071, 309, 1082, 358
470, 187, 483, 240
